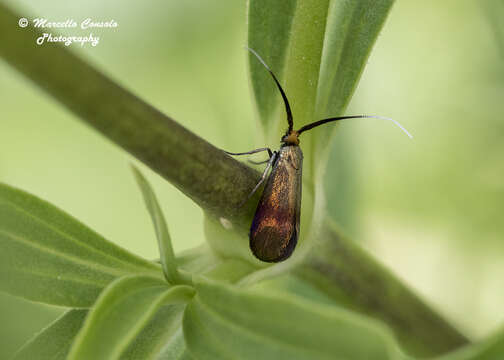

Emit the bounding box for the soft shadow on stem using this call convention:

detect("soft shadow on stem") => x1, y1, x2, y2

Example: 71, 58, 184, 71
295, 219, 468, 357
0, 4, 261, 236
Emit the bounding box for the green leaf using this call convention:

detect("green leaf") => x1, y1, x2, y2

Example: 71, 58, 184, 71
12, 309, 87, 360
131, 165, 188, 285
176, 244, 221, 276
313, 0, 395, 174
155, 328, 193, 360
0, 183, 161, 307
247, 0, 396, 179
313, 1, 396, 230
121, 304, 185, 360
183, 279, 410, 360
247, 0, 395, 140
68, 275, 194, 360
316, 1, 395, 119
0, 293, 63, 359
202, 258, 257, 283
176, 239, 257, 285
247, 0, 297, 134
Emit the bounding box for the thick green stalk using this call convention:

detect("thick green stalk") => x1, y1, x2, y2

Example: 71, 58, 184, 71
0, 4, 260, 235
295, 219, 468, 357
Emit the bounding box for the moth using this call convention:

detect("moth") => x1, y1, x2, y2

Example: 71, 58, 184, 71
227, 48, 412, 263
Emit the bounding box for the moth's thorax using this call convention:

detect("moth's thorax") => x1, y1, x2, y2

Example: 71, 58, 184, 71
281, 130, 300, 146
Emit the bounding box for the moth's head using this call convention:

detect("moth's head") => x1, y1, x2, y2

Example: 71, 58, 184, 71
281, 130, 300, 146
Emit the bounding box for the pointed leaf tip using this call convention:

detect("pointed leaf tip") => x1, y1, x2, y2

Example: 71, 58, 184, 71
131, 165, 190, 285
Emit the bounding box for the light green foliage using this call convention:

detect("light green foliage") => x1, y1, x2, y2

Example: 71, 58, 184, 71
0, 293, 62, 359
247, 0, 297, 134
122, 311, 188, 360
154, 328, 192, 360
0, 183, 161, 307
67, 276, 194, 360
248, 0, 394, 173
131, 166, 189, 285
183, 277, 504, 360
12, 310, 87, 360
183, 279, 410, 360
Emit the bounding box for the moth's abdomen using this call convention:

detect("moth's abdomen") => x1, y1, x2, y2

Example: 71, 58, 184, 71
249, 146, 303, 262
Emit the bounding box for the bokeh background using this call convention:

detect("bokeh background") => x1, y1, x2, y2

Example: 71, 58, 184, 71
1, 0, 503, 357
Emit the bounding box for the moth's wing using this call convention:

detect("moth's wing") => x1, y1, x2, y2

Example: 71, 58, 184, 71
250, 147, 302, 262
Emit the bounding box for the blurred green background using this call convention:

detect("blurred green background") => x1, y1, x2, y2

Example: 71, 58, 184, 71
0, 0, 503, 357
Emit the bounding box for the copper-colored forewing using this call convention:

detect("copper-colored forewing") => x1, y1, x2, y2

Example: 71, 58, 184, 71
250, 146, 303, 262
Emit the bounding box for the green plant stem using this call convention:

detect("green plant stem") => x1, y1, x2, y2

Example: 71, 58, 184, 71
0, 3, 468, 355
295, 219, 468, 357
0, 4, 260, 235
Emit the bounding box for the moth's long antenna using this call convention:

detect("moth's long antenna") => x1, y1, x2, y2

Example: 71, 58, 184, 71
296, 115, 413, 139
246, 47, 294, 133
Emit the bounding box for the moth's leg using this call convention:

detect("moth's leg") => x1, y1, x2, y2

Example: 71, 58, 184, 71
225, 147, 273, 158
248, 159, 270, 165
238, 151, 277, 208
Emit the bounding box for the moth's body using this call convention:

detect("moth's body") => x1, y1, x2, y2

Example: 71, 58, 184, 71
250, 145, 303, 262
